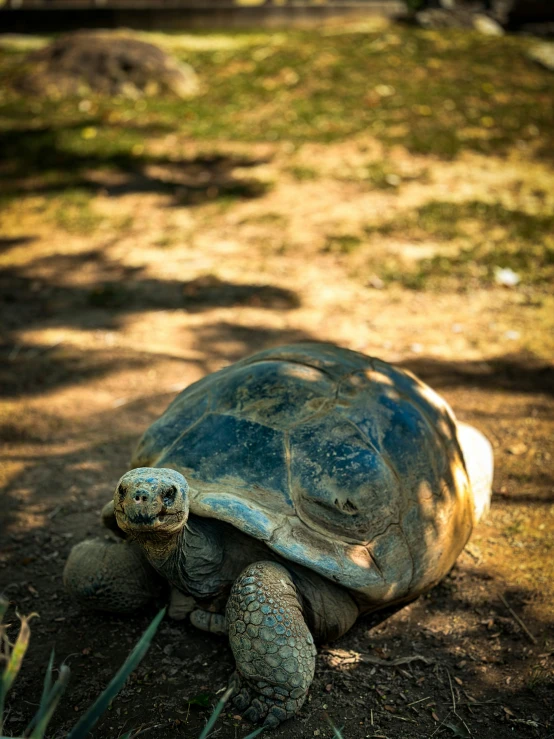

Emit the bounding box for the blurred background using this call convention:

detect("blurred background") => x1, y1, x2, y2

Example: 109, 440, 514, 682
0, 0, 553, 737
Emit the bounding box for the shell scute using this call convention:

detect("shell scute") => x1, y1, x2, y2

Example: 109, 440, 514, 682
289, 413, 399, 542
209, 360, 336, 430
242, 343, 371, 380
158, 412, 292, 510
133, 392, 210, 468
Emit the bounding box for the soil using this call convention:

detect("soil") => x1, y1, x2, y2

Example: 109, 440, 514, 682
1, 135, 553, 739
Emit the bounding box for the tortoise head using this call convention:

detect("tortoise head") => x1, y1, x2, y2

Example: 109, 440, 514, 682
114, 467, 189, 537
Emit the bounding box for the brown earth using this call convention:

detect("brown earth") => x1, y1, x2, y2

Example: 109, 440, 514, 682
0, 134, 553, 739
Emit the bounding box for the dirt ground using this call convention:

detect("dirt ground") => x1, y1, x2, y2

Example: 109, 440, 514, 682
1, 116, 554, 737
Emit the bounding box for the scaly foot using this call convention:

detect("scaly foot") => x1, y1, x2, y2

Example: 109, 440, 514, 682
226, 561, 316, 727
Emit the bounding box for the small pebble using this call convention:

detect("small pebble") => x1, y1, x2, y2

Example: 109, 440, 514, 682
504, 330, 520, 341
494, 267, 520, 287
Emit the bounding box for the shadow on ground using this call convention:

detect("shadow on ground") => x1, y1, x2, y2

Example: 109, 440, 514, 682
401, 356, 554, 399
0, 249, 301, 397
0, 120, 272, 205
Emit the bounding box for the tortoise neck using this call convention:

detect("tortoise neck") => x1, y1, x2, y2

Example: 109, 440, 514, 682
137, 515, 226, 600
134, 526, 185, 570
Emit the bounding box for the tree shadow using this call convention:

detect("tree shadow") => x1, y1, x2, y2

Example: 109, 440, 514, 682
0, 252, 300, 326
400, 356, 554, 398
0, 250, 301, 398
0, 235, 37, 252
186, 320, 311, 377
0, 120, 272, 205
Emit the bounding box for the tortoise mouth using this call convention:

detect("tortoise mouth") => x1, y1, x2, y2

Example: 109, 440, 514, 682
116, 507, 187, 534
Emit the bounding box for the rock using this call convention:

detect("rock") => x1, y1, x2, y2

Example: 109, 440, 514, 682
418, 1, 554, 29
415, 8, 475, 29
367, 275, 385, 289
527, 42, 554, 72
473, 14, 505, 35
503, 330, 521, 341
507, 442, 527, 455
16, 30, 199, 100
494, 266, 520, 287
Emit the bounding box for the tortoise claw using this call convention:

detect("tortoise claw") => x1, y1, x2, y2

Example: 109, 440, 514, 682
227, 672, 289, 727
228, 671, 251, 711
243, 699, 265, 724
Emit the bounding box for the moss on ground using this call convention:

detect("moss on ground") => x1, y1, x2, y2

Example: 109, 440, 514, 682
366, 200, 554, 289
0, 26, 552, 167
1, 25, 553, 290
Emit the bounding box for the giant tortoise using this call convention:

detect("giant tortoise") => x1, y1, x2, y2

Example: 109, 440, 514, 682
64, 343, 493, 727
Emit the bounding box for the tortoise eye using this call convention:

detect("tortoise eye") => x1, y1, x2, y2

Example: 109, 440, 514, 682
163, 485, 177, 507
117, 484, 127, 500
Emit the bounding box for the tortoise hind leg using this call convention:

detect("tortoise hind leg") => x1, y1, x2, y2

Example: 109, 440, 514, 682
226, 561, 317, 727
64, 538, 163, 613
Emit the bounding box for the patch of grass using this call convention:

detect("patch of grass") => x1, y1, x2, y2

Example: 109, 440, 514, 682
366, 200, 554, 289
1, 27, 553, 164
324, 234, 362, 254
340, 160, 430, 189
287, 165, 319, 181
504, 519, 525, 537
363, 161, 402, 189
410, 201, 554, 243
155, 232, 179, 248
527, 665, 554, 691
239, 211, 285, 225
379, 264, 430, 291
50, 188, 104, 233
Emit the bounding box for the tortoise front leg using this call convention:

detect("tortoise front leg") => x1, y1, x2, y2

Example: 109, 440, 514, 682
226, 561, 316, 727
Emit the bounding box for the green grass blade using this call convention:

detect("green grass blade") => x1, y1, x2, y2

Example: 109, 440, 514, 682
66, 608, 166, 739
243, 726, 266, 739
329, 722, 345, 739
0, 611, 36, 734
197, 687, 233, 739
29, 664, 70, 739
24, 649, 56, 736
40, 650, 54, 709
40, 650, 55, 710
2, 612, 36, 694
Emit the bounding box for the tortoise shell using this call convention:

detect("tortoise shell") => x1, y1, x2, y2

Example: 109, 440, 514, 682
132, 344, 474, 605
